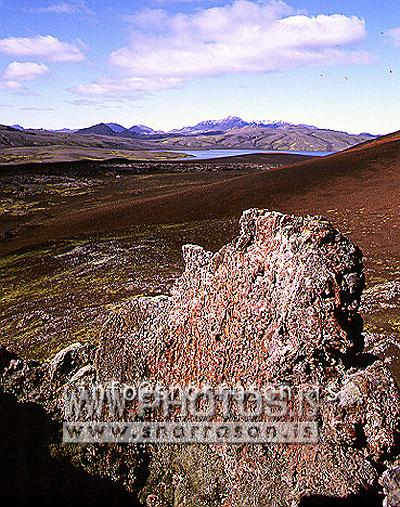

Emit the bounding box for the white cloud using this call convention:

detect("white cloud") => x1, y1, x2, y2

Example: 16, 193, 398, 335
113, 1, 369, 78
0, 80, 23, 90
0, 35, 84, 62
21, 106, 55, 111
70, 76, 183, 97
34, 2, 79, 13
4, 61, 50, 81
72, 0, 370, 97
385, 27, 400, 46
68, 98, 99, 106
26, 1, 94, 15
1, 61, 50, 91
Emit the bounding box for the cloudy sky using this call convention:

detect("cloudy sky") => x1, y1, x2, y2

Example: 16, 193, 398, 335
0, 0, 399, 133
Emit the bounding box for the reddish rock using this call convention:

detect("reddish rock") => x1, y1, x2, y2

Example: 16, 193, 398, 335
95, 209, 399, 506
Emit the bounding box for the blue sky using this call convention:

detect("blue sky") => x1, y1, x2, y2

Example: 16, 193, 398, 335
0, 0, 399, 133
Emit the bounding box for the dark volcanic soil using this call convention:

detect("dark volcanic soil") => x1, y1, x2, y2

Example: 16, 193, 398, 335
0, 136, 399, 380
0, 152, 311, 255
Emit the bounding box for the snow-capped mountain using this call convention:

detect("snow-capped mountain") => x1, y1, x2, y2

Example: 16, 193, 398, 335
170, 116, 250, 135
125, 124, 155, 135
168, 116, 295, 135
105, 123, 126, 133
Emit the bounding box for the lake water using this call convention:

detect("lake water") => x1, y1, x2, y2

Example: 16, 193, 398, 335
169, 149, 334, 160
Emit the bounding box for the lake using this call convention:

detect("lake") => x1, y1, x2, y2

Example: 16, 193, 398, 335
168, 149, 334, 159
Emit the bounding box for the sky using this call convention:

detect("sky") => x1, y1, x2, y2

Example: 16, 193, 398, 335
0, 0, 399, 134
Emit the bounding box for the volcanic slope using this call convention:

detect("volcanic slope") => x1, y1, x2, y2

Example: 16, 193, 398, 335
5, 129, 397, 259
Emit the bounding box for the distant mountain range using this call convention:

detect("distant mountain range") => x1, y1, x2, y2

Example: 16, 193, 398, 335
72, 116, 337, 137
11, 116, 374, 138
2, 116, 376, 153
74, 122, 156, 137
169, 116, 288, 135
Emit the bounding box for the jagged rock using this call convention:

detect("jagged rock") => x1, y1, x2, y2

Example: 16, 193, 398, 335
381, 466, 400, 507
93, 209, 399, 506
1, 209, 399, 506
48, 342, 95, 384
97, 209, 366, 385
0, 342, 96, 411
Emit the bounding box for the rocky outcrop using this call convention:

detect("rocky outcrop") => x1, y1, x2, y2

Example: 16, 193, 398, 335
1, 209, 399, 506
0, 342, 96, 412
381, 466, 400, 507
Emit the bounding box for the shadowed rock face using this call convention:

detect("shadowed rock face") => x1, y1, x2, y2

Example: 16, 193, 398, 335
0, 391, 137, 507
1, 209, 399, 506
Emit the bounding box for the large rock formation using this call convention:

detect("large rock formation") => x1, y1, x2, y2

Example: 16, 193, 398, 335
1, 209, 399, 506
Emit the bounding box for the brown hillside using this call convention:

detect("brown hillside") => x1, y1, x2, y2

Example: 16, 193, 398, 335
1, 131, 399, 272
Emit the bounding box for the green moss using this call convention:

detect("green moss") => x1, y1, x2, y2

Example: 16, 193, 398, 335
369, 276, 388, 284
388, 317, 400, 333
363, 322, 378, 333
0, 273, 65, 305
71, 325, 100, 344
0, 246, 56, 270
